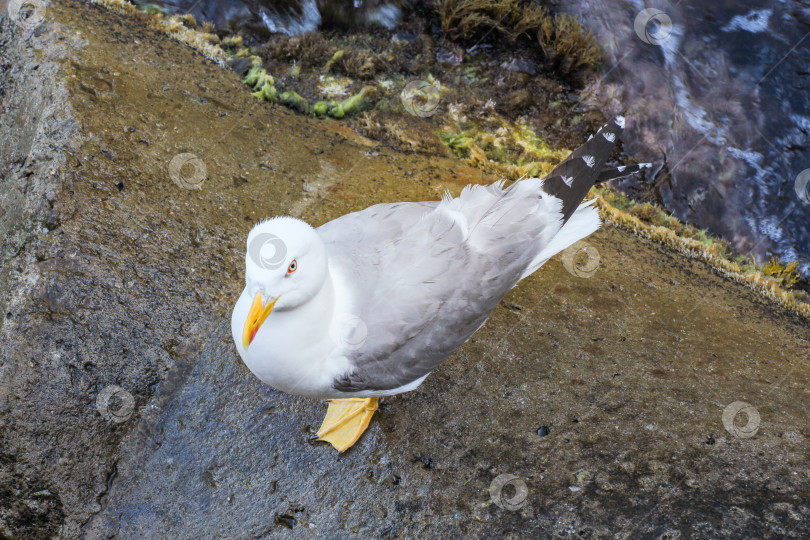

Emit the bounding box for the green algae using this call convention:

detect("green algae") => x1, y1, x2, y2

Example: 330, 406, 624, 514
254, 82, 278, 102
312, 86, 375, 119
245, 65, 273, 91
440, 132, 475, 158
312, 100, 331, 116
438, 120, 570, 178
279, 90, 310, 113
244, 65, 281, 103
243, 62, 374, 118
324, 49, 344, 72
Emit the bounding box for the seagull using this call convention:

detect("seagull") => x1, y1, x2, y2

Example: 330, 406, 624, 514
232, 116, 647, 452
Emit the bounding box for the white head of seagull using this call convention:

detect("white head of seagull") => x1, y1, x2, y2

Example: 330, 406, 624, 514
241, 217, 329, 347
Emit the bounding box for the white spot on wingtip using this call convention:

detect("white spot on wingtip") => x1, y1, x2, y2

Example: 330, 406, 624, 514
641, 163, 652, 168
603, 132, 616, 142
617, 165, 626, 172
562, 175, 574, 187
582, 155, 596, 168
587, 134, 593, 141
615, 116, 625, 128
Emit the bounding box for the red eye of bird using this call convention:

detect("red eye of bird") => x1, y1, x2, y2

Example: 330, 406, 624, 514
287, 260, 297, 274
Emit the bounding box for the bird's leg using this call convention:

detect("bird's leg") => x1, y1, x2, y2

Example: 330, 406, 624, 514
316, 397, 378, 452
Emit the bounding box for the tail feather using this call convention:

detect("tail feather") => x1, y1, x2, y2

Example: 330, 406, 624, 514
595, 162, 653, 184
517, 116, 650, 281
541, 116, 626, 222
519, 200, 601, 280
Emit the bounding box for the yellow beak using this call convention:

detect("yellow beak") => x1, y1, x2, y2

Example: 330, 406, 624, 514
242, 293, 278, 349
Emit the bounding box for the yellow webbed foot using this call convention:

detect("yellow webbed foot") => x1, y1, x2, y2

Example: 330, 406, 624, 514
316, 397, 378, 452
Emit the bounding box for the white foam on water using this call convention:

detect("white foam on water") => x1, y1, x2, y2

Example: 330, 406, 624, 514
659, 24, 683, 68
672, 77, 727, 146
722, 9, 772, 33
259, 0, 399, 34
363, 5, 400, 29
727, 146, 769, 185
759, 213, 785, 242
259, 0, 321, 36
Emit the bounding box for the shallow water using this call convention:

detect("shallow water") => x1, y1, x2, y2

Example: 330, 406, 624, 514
570, 0, 810, 276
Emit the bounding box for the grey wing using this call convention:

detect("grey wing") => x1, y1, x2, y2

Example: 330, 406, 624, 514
317, 196, 541, 393
316, 116, 626, 392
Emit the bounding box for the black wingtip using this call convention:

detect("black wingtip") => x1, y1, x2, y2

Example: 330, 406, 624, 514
542, 116, 625, 222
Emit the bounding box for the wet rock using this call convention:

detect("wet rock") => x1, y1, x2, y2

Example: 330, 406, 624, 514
435, 44, 463, 65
